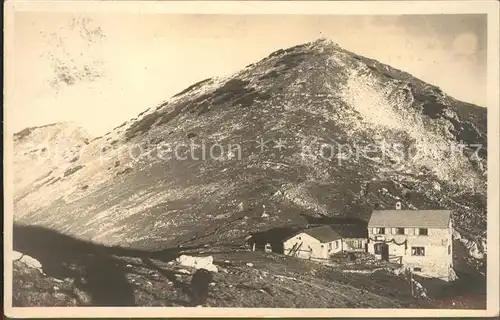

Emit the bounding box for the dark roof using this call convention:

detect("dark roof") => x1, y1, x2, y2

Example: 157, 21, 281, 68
301, 226, 342, 243
250, 227, 303, 243
331, 225, 368, 239
368, 210, 451, 228
284, 225, 367, 243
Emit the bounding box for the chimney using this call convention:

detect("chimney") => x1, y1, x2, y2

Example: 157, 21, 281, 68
396, 201, 402, 210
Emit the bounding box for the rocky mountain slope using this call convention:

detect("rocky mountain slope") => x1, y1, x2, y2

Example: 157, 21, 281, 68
13, 39, 487, 273
13, 122, 91, 199
13, 39, 487, 254
14, 40, 487, 308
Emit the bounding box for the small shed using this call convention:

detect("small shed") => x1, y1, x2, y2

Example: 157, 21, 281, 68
284, 225, 368, 260
247, 227, 302, 254
283, 226, 339, 260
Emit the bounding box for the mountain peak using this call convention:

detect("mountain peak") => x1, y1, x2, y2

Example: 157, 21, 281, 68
14, 122, 91, 142
13, 39, 487, 272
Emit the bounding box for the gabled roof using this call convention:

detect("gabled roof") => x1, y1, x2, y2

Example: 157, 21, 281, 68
250, 227, 303, 243
368, 210, 451, 228
331, 225, 368, 239
286, 224, 368, 243
301, 226, 342, 243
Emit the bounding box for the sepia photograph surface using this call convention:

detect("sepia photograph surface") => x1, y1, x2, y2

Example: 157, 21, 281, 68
4, 1, 499, 318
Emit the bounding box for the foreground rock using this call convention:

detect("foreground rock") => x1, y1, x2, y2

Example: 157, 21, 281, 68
176, 255, 218, 273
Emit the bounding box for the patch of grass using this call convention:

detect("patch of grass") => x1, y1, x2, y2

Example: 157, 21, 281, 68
381, 72, 394, 79
34, 171, 53, 183
13, 261, 81, 307
258, 91, 272, 101
233, 90, 258, 107
47, 177, 61, 186
422, 101, 447, 119
156, 103, 189, 127
137, 109, 149, 117
173, 78, 212, 98
268, 43, 309, 59
234, 90, 272, 107
63, 165, 84, 177
124, 112, 161, 141
156, 101, 169, 110
116, 167, 133, 176
215, 79, 250, 96
259, 70, 279, 81
268, 49, 284, 58
113, 121, 128, 130
129, 76, 269, 132
274, 51, 308, 70
367, 64, 378, 72
14, 128, 35, 141
14, 123, 66, 141
200, 78, 254, 109
456, 122, 486, 156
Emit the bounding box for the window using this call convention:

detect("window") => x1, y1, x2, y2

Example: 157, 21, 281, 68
418, 228, 428, 236
335, 241, 339, 249
448, 245, 451, 255
414, 267, 422, 272
374, 227, 385, 235
328, 242, 332, 250
396, 228, 405, 235
352, 239, 363, 249
297, 237, 301, 240
374, 243, 383, 254
411, 247, 425, 256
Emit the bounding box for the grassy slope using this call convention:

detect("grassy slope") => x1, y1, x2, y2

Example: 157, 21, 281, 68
16, 41, 486, 252
13, 224, 486, 309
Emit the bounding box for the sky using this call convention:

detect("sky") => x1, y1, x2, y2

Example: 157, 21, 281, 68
9, 13, 487, 136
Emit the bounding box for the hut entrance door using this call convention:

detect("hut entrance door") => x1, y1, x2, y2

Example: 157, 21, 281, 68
381, 243, 389, 261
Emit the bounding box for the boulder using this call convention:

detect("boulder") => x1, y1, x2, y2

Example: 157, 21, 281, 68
13, 251, 43, 271
176, 255, 218, 273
